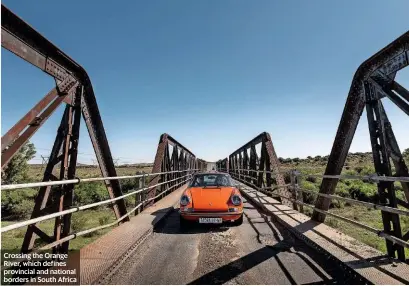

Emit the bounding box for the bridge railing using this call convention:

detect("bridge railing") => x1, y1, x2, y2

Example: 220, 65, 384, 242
1, 169, 197, 252
218, 167, 409, 254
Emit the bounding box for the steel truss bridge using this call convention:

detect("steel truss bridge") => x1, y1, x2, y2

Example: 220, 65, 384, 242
1, 4, 409, 284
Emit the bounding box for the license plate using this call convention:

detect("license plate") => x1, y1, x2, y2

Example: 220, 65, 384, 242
199, 217, 222, 224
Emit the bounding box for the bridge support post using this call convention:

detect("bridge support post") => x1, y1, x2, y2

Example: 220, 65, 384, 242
20, 86, 82, 255
135, 175, 143, 216
311, 32, 409, 261
290, 170, 303, 213
2, 5, 130, 254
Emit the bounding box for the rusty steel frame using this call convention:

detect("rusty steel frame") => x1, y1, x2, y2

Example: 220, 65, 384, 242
216, 158, 228, 172
312, 31, 409, 261
226, 132, 293, 208
146, 134, 201, 208
1, 5, 129, 254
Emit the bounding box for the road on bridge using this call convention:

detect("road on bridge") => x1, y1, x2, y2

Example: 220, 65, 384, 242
104, 198, 359, 285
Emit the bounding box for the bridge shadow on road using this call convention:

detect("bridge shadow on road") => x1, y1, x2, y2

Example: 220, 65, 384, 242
187, 240, 350, 285
187, 209, 363, 285
150, 206, 366, 285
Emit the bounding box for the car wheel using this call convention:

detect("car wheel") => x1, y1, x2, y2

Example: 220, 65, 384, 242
233, 214, 243, 226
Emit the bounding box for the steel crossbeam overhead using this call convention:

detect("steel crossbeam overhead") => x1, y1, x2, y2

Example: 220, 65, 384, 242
146, 134, 200, 208
226, 132, 293, 208
1, 5, 129, 254
312, 31, 409, 261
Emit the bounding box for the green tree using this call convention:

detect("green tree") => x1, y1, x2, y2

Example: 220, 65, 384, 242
1, 142, 36, 184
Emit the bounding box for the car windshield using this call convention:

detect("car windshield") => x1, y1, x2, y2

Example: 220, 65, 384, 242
189, 174, 233, 187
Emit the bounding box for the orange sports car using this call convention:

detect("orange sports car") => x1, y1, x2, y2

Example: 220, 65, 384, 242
179, 172, 243, 227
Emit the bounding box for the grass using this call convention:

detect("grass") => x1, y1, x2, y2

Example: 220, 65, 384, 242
3, 152, 408, 256
1, 209, 119, 252
279, 151, 409, 257
302, 201, 409, 257
2, 164, 152, 252
27, 165, 152, 181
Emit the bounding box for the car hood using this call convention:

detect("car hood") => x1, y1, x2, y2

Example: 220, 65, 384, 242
188, 186, 233, 211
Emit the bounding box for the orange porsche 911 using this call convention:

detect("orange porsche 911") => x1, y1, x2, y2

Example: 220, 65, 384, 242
179, 172, 243, 227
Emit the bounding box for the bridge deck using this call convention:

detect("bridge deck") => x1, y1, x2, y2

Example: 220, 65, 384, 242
78, 180, 409, 285
80, 184, 188, 284
104, 197, 357, 284
237, 181, 409, 285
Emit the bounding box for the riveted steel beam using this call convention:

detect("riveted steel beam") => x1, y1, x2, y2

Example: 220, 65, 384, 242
146, 134, 198, 208
226, 132, 291, 207
312, 31, 409, 261
2, 4, 129, 255
313, 32, 409, 223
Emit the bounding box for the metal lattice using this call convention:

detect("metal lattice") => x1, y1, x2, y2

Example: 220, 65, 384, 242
1, 4, 129, 254
313, 31, 409, 261
223, 132, 293, 208
146, 134, 203, 208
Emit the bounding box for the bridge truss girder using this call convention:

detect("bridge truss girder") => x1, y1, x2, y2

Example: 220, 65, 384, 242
313, 31, 409, 261
227, 132, 294, 208
146, 134, 201, 208
1, 5, 129, 254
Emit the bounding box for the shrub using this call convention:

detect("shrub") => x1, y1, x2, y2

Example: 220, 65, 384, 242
13, 199, 35, 219
74, 182, 109, 205
335, 183, 349, 198
71, 215, 87, 232
302, 192, 316, 204
301, 181, 318, 191
2, 142, 36, 184
121, 178, 138, 192
348, 182, 377, 202
305, 175, 317, 183
330, 200, 345, 209
354, 166, 363, 174
283, 173, 291, 184
1, 188, 37, 219
283, 158, 292, 164
98, 213, 111, 226
344, 170, 357, 176
125, 196, 135, 208
360, 166, 375, 176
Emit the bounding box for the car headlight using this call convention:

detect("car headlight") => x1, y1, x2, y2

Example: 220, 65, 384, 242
231, 194, 242, 206
180, 195, 190, 206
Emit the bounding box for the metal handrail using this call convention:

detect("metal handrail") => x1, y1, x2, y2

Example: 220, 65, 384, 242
1, 169, 198, 190
232, 175, 409, 250
33, 178, 190, 252
229, 171, 409, 216
1, 173, 193, 233
223, 168, 409, 183
291, 186, 409, 217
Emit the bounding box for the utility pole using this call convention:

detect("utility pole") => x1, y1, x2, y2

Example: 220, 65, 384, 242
40, 155, 49, 172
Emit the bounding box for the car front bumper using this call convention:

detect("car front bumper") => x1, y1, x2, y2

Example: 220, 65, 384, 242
179, 210, 243, 221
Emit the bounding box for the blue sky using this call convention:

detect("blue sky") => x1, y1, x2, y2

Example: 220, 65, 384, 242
1, 0, 409, 164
